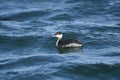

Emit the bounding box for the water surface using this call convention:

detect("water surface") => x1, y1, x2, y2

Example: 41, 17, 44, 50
0, 0, 120, 80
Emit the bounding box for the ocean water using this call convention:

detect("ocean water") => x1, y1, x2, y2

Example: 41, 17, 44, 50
0, 0, 120, 80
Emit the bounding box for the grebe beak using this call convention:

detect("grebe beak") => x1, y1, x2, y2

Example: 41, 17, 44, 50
52, 35, 56, 37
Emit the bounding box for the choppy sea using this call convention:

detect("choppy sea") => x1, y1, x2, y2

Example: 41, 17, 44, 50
0, 0, 120, 80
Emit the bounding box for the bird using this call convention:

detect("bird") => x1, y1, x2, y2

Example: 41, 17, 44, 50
53, 32, 82, 48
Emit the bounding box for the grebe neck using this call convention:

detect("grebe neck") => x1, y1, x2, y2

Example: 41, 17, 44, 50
56, 38, 61, 46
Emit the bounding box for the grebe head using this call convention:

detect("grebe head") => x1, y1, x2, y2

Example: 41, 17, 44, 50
54, 32, 63, 39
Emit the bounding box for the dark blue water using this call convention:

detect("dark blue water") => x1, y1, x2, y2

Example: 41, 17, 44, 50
0, 0, 120, 80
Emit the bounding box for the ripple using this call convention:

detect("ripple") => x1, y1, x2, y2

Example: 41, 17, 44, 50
50, 13, 73, 21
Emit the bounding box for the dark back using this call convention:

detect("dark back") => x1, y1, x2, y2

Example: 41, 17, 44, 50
58, 39, 81, 46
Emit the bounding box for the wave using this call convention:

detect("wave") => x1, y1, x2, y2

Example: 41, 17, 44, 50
0, 54, 120, 80
0, 10, 50, 21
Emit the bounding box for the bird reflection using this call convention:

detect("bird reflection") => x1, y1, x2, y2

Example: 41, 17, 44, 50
57, 47, 83, 54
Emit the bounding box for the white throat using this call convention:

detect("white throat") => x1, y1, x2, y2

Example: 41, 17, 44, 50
55, 34, 63, 46
56, 38, 60, 46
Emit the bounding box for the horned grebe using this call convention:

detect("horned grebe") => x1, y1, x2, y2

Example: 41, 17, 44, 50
53, 32, 82, 48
